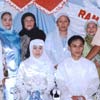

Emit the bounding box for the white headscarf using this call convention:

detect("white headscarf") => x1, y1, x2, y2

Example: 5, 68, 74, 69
55, 12, 70, 22
45, 13, 73, 65
29, 39, 53, 68
85, 19, 98, 30
16, 39, 55, 100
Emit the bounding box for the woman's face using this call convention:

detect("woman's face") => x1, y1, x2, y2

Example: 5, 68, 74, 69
24, 16, 35, 30
57, 15, 70, 32
32, 45, 43, 58
86, 22, 97, 36
2, 14, 12, 30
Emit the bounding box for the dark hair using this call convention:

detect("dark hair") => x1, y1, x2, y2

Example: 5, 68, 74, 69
21, 12, 36, 29
25, 30, 46, 58
31, 30, 46, 42
68, 35, 84, 46
1, 12, 12, 19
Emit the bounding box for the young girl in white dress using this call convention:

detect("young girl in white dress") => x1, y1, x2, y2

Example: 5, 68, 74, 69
15, 33, 55, 100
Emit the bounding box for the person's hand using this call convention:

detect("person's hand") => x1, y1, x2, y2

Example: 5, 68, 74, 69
72, 96, 86, 100
72, 96, 79, 100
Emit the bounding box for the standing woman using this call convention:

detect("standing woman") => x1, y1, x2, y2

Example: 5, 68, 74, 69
15, 31, 55, 100
0, 12, 21, 100
45, 13, 73, 67
19, 12, 45, 61
83, 20, 100, 77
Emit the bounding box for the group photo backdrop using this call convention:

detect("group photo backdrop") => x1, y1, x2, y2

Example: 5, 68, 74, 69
0, 0, 100, 36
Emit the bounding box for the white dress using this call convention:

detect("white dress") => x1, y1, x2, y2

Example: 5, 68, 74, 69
55, 57, 99, 100
15, 39, 55, 100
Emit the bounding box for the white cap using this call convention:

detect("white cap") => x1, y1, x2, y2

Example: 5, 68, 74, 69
55, 12, 70, 22
85, 19, 98, 29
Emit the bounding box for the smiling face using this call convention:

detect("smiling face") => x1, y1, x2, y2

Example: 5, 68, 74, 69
57, 15, 70, 32
86, 22, 97, 36
1, 13, 12, 30
69, 39, 84, 60
24, 16, 35, 30
32, 45, 43, 58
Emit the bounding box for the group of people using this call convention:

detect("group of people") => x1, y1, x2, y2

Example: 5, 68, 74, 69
0, 11, 100, 100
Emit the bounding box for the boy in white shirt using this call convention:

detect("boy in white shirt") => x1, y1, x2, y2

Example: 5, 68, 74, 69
55, 35, 99, 100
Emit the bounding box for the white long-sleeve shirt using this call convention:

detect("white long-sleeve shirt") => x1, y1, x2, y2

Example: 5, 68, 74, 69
55, 57, 99, 100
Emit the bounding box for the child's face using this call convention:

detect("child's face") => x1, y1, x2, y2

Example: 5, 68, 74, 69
32, 45, 43, 58
24, 16, 35, 30
69, 39, 84, 60
57, 15, 70, 32
86, 22, 97, 36
2, 14, 12, 30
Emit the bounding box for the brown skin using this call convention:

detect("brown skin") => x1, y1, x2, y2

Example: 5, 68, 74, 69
2, 14, 12, 30
32, 45, 43, 58
24, 16, 35, 31
86, 45, 100, 60
86, 45, 100, 68
86, 22, 97, 36
68, 39, 84, 60
72, 96, 86, 100
56, 15, 70, 38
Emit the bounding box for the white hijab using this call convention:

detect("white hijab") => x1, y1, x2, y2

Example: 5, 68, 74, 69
45, 22, 72, 65
29, 39, 53, 70
16, 39, 55, 100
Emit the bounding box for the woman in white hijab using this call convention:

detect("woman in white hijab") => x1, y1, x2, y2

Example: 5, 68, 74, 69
14, 37, 55, 100
45, 13, 74, 67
